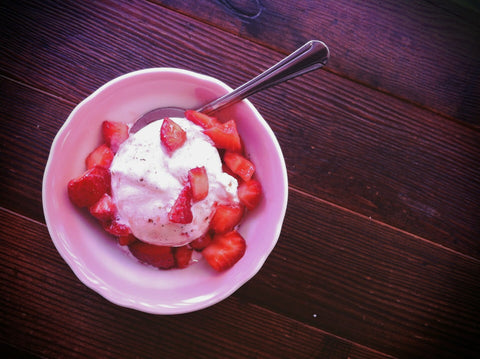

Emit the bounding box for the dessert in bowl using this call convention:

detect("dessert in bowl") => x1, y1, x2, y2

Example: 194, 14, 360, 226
42, 68, 288, 314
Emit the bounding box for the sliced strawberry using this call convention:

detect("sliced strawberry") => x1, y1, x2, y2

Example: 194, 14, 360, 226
185, 110, 219, 129
222, 163, 238, 179
67, 166, 111, 207
168, 184, 193, 224
85, 143, 114, 170
223, 152, 255, 182
190, 232, 213, 251
128, 241, 175, 269
188, 166, 209, 201
238, 179, 262, 210
174, 245, 193, 268
102, 121, 129, 153
202, 230, 246, 271
203, 119, 242, 152
209, 204, 244, 234
103, 219, 132, 236
89, 193, 116, 221
160, 117, 187, 153
118, 233, 137, 246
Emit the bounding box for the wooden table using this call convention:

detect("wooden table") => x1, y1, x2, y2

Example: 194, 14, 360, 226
2, 1, 479, 358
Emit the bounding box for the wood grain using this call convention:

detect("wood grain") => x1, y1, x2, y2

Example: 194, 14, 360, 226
1, 0, 479, 358
1, 0, 478, 258
1, 208, 393, 359
236, 190, 480, 358
156, 0, 480, 125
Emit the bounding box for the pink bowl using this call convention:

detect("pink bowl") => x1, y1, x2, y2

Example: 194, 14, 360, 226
42, 68, 288, 314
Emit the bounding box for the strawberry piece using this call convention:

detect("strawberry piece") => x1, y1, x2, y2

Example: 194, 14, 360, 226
85, 143, 114, 169
202, 230, 246, 271
190, 232, 213, 251
223, 152, 255, 182
238, 179, 262, 210
102, 121, 129, 153
209, 204, 244, 234
67, 166, 111, 207
89, 193, 116, 221
118, 233, 137, 246
160, 117, 187, 153
103, 219, 132, 236
128, 241, 175, 269
222, 163, 238, 179
185, 110, 219, 129
174, 245, 193, 268
168, 184, 193, 224
203, 119, 242, 152
188, 166, 209, 201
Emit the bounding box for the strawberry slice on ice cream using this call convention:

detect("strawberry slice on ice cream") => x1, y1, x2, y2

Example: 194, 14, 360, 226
160, 117, 187, 153
185, 110, 219, 129
188, 166, 209, 201
168, 184, 193, 224
203, 119, 242, 152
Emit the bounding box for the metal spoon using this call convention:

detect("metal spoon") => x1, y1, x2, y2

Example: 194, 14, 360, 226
130, 40, 330, 133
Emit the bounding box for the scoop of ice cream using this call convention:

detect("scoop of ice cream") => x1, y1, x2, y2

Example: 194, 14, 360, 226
110, 117, 238, 246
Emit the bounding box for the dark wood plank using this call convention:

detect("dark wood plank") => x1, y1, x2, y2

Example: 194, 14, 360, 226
2, 64, 479, 261
2, 1, 479, 358
268, 70, 480, 258
1, 0, 479, 257
2, 186, 479, 358
236, 189, 480, 358
156, 0, 480, 125
0, 76, 73, 223
0, 208, 394, 359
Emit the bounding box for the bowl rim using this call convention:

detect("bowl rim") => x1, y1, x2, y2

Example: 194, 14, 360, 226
42, 67, 288, 314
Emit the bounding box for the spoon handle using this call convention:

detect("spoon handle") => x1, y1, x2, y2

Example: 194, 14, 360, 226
197, 40, 330, 114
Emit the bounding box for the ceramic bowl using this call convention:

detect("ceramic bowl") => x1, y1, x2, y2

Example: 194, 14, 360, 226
42, 68, 288, 314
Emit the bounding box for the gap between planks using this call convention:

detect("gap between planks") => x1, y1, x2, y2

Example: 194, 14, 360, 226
0, 74, 76, 106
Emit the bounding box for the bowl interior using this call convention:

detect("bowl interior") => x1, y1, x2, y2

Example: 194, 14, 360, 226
43, 68, 288, 314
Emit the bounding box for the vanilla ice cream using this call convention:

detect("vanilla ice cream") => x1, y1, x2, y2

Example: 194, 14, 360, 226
110, 117, 239, 246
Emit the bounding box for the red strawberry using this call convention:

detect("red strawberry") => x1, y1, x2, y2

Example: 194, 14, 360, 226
85, 143, 114, 170
103, 219, 132, 236
222, 163, 238, 179
238, 179, 262, 210
89, 193, 116, 221
174, 245, 193, 268
128, 241, 175, 269
185, 110, 219, 129
223, 152, 255, 182
190, 232, 213, 251
202, 230, 246, 271
67, 166, 111, 207
188, 166, 209, 201
160, 117, 186, 153
209, 204, 244, 234
168, 185, 193, 224
118, 234, 137, 246
102, 121, 129, 153
203, 120, 242, 152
